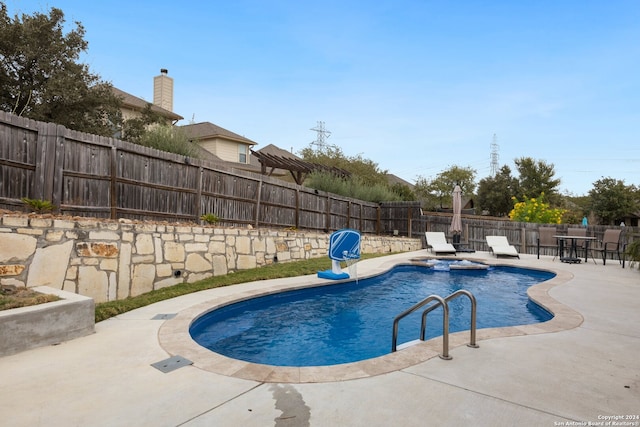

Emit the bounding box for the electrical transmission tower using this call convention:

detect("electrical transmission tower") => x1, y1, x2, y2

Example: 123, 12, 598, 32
310, 121, 331, 150
490, 133, 499, 176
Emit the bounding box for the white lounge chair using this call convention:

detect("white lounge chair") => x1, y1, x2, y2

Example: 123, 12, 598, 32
425, 232, 457, 255
486, 235, 519, 258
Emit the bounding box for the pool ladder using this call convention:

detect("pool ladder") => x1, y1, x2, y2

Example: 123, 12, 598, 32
391, 289, 478, 360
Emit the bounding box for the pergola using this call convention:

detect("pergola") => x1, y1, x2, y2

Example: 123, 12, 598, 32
251, 150, 350, 185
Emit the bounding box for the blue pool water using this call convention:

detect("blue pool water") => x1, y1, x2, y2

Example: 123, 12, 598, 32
189, 264, 555, 367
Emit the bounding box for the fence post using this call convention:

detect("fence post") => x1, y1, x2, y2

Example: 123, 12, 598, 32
110, 146, 117, 219
194, 166, 203, 222
34, 122, 59, 202
326, 194, 331, 232
254, 178, 263, 228
50, 124, 65, 208
295, 188, 300, 229
464, 223, 469, 245
32, 123, 44, 201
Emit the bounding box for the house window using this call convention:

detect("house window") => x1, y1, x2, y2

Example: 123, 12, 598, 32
238, 145, 247, 163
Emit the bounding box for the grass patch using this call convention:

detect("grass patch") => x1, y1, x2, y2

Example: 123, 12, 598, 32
0, 287, 60, 310
95, 253, 389, 323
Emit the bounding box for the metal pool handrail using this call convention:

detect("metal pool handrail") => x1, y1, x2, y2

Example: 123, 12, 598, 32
392, 295, 449, 357
391, 290, 478, 360
420, 289, 478, 349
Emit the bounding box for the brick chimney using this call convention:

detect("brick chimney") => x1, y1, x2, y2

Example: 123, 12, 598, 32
153, 68, 173, 112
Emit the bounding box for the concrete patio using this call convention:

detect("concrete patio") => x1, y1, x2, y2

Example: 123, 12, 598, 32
1, 250, 638, 426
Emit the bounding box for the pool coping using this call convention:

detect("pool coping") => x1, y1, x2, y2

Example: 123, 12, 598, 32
157, 256, 582, 384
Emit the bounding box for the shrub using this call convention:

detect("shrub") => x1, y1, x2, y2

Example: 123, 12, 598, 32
21, 198, 56, 213
138, 125, 200, 158
509, 193, 565, 224
624, 239, 640, 269
200, 213, 220, 225
304, 171, 402, 203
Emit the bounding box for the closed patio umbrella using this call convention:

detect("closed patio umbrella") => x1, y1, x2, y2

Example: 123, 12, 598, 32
450, 184, 462, 246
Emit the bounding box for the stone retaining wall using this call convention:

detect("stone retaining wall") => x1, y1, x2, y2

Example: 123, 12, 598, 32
0, 214, 421, 303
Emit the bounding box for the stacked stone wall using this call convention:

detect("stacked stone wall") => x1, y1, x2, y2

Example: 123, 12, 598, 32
0, 214, 421, 303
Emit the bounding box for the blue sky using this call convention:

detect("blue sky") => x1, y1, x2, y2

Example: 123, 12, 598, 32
7, 0, 640, 195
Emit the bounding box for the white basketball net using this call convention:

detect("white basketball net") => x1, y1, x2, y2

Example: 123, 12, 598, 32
343, 251, 359, 280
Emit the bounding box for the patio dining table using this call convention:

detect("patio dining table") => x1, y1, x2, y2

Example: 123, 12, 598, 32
554, 235, 598, 264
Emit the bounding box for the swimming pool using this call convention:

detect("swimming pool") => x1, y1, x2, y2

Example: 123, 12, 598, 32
190, 263, 555, 367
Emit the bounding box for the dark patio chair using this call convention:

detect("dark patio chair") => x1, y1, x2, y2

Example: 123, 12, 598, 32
588, 229, 623, 265
537, 226, 558, 259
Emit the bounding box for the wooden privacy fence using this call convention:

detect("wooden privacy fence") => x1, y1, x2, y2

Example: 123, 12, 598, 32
0, 112, 417, 234
4, 111, 634, 249
379, 201, 423, 237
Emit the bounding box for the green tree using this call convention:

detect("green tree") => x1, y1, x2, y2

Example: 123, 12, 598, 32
389, 182, 416, 201
414, 166, 476, 209
476, 165, 519, 216
514, 157, 561, 205
413, 176, 438, 209
588, 177, 638, 225
121, 104, 164, 143
560, 193, 590, 224
0, 5, 122, 135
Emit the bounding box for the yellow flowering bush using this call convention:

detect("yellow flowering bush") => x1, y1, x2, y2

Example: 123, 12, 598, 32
509, 193, 565, 224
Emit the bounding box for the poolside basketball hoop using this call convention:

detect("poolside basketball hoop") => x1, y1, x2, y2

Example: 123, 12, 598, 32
317, 229, 361, 280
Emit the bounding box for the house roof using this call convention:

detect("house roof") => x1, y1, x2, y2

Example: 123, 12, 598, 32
180, 122, 257, 146
112, 87, 183, 121
385, 173, 414, 189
